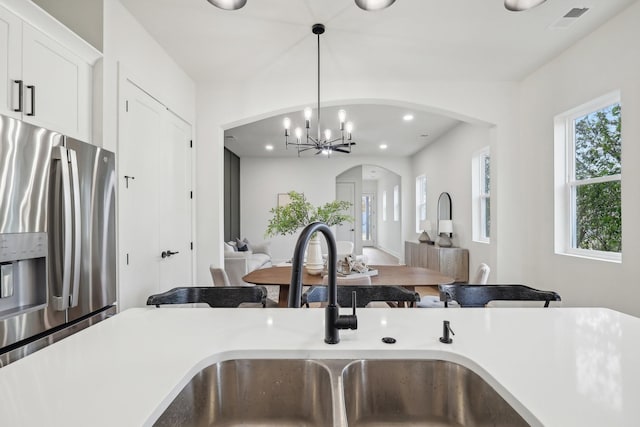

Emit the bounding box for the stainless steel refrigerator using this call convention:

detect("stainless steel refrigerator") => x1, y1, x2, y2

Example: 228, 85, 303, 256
0, 114, 116, 367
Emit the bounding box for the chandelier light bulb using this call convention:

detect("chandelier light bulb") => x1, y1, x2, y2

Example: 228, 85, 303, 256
304, 107, 312, 120
295, 127, 302, 141
346, 122, 354, 133
338, 109, 347, 123
324, 129, 332, 140
283, 117, 291, 130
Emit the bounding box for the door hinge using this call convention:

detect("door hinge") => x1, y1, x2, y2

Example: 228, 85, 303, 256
126, 253, 129, 265
190, 191, 193, 199
125, 100, 129, 112
190, 139, 193, 148
190, 242, 193, 250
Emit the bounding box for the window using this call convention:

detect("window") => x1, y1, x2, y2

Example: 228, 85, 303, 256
382, 190, 387, 222
472, 148, 490, 243
554, 91, 621, 261
415, 175, 427, 232
393, 185, 400, 222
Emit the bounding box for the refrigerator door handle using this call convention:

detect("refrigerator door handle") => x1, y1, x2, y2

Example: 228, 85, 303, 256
68, 149, 81, 308
51, 147, 72, 311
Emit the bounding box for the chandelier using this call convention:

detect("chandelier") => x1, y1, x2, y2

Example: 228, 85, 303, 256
283, 24, 355, 157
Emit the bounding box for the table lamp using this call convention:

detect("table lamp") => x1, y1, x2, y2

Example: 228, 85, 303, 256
418, 220, 434, 244
438, 220, 453, 247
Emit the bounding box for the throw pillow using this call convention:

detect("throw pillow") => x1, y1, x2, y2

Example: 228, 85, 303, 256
223, 242, 236, 253
235, 238, 249, 252
250, 241, 271, 256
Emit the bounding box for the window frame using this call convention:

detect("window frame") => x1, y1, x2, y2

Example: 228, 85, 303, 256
382, 190, 387, 222
393, 185, 400, 222
471, 147, 490, 244
553, 91, 622, 263
415, 175, 427, 233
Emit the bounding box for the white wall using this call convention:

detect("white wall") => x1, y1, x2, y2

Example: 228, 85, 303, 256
196, 80, 518, 284
102, 1, 196, 293
411, 123, 492, 279
237, 156, 410, 263
518, 1, 640, 315
103, 1, 195, 155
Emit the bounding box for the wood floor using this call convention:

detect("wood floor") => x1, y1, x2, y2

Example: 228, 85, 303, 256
362, 247, 400, 265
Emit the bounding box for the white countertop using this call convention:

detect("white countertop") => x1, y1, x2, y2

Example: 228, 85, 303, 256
1, 307, 640, 426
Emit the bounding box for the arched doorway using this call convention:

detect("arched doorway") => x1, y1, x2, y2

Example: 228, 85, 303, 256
336, 164, 402, 260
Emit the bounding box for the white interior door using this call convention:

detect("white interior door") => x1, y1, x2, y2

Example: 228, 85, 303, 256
158, 112, 193, 290
336, 182, 355, 247
118, 79, 193, 310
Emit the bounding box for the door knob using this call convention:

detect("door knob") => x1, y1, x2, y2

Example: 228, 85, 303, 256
161, 250, 179, 258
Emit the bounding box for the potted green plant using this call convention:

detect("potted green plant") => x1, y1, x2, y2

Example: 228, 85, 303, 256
266, 191, 353, 275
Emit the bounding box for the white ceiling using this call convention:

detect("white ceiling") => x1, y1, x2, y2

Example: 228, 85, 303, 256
119, 0, 637, 157
224, 104, 461, 158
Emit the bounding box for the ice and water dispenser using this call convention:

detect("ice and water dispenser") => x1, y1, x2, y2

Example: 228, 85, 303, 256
0, 233, 47, 320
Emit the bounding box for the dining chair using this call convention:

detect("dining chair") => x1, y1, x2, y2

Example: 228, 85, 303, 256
416, 263, 491, 308
302, 280, 420, 308
473, 263, 491, 284
146, 286, 268, 308
438, 284, 561, 308
303, 276, 372, 307
209, 266, 279, 307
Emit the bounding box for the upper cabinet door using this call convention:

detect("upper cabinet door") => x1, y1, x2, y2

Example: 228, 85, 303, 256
0, 5, 22, 119
21, 23, 91, 141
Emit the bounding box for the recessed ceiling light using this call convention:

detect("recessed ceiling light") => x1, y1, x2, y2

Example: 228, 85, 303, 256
504, 0, 546, 12
403, 114, 414, 121
206, 0, 247, 10
265, 144, 274, 151
354, 0, 396, 11
380, 144, 388, 150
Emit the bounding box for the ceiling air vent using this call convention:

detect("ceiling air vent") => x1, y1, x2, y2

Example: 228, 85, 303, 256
549, 7, 589, 29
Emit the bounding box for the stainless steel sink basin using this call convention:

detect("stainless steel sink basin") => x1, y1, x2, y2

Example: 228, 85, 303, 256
341, 359, 529, 427
153, 358, 531, 426
153, 359, 334, 426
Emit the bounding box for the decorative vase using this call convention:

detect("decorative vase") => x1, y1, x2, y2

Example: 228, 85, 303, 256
305, 234, 324, 275
437, 232, 453, 248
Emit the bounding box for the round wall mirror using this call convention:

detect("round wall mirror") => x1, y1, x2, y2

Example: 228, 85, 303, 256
437, 192, 452, 237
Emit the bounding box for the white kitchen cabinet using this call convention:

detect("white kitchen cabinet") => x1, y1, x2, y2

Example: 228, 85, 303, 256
0, 3, 95, 141
0, 5, 21, 120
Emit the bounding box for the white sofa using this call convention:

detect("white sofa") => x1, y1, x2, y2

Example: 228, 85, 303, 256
223, 241, 272, 285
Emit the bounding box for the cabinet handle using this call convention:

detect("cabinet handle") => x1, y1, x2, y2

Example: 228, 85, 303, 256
26, 85, 35, 116
13, 80, 23, 112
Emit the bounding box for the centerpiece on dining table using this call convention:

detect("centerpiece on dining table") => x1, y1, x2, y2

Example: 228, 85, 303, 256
266, 191, 354, 275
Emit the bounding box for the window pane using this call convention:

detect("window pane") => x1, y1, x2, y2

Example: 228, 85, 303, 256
483, 155, 490, 194
574, 103, 621, 180
574, 181, 621, 252
361, 195, 372, 241
484, 198, 491, 238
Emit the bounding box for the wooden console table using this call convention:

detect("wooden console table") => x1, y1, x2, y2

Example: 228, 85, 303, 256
404, 242, 469, 283
243, 265, 454, 307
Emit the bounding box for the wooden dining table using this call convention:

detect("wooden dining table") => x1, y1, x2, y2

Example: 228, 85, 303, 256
243, 265, 455, 307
